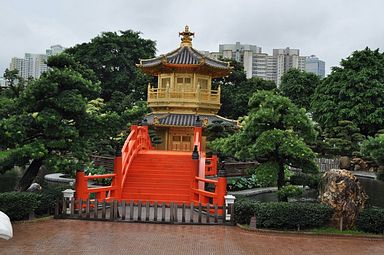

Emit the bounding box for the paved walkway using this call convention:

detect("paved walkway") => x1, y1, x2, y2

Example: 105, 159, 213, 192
0, 219, 383, 255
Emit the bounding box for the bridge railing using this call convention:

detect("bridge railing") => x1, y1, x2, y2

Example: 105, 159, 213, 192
121, 125, 152, 188
191, 127, 226, 213
75, 125, 152, 202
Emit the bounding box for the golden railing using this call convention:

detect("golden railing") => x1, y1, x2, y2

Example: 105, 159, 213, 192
147, 87, 221, 107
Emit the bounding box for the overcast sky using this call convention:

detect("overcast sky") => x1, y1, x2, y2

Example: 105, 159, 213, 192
1, 0, 384, 76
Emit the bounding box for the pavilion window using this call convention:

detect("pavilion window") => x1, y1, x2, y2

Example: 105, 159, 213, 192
198, 78, 208, 90
161, 78, 170, 89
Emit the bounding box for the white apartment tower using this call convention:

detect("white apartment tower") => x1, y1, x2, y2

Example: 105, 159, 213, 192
9, 45, 65, 80
219, 42, 262, 79
212, 42, 325, 86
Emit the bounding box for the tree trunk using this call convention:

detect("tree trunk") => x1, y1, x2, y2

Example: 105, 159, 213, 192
277, 158, 288, 202
15, 159, 43, 191
277, 159, 285, 190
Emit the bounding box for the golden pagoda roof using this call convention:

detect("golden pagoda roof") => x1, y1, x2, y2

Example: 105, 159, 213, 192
137, 26, 231, 77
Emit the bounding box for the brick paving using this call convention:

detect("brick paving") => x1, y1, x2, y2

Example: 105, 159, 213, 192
0, 219, 383, 255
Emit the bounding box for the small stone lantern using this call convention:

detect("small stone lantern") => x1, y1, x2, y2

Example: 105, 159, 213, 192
62, 189, 75, 214
224, 195, 236, 220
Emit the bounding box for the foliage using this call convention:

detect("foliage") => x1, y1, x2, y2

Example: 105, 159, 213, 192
228, 175, 259, 191
66, 30, 156, 101
228, 163, 292, 191
66, 30, 153, 154
205, 120, 238, 142
252, 162, 279, 187
84, 163, 112, 185
323, 120, 365, 156
211, 91, 318, 191
1, 68, 27, 98
311, 48, 384, 137
277, 185, 304, 201
213, 60, 276, 119
289, 172, 320, 189
148, 127, 162, 146
35, 184, 69, 215
234, 198, 333, 229
0, 169, 19, 192
280, 69, 320, 110
361, 134, 384, 165
0, 192, 40, 220
356, 208, 384, 234
0, 54, 103, 190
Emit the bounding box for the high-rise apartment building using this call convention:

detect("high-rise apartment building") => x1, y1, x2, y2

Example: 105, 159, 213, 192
210, 42, 325, 86
9, 45, 65, 79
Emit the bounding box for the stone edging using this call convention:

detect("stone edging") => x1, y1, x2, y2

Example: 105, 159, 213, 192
236, 223, 384, 240
12, 216, 54, 225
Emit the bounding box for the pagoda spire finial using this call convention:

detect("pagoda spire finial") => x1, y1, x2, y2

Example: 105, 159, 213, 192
179, 25, 194, 47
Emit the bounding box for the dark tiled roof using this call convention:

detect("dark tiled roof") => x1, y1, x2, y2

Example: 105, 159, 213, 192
144, 113, 237, 127
139, 46, 229, 69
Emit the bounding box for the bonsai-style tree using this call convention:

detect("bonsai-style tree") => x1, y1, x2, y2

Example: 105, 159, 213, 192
210, 91, 318, 191
0, 54, 102, 191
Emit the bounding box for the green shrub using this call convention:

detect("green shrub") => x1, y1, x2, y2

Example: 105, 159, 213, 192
289, 173, 320, 189
277, 185, 303, 201
253, 162, 278, 187
0, 170, 19, 192
234, 199, 333, 230
0, 192, 40, 220
35, 184, 68, 215
356, 208, 384, 234
228, 175, 259, 191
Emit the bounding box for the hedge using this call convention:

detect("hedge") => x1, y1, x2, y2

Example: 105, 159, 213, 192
356, 208, 384, 234
234, 198, 333, 230
0, 192, 40, 220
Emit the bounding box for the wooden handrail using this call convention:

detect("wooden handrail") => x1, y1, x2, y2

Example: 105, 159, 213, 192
84, 173, 116, 180
195, 176, 218, 184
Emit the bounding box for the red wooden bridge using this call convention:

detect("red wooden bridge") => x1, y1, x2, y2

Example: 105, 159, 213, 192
75, 125, 227, 210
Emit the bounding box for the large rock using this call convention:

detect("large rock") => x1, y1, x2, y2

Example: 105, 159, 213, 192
318, 169, 367, 230
339, 156, 351, 170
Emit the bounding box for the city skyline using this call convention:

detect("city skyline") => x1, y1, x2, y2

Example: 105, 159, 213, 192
1, 0, 384, 77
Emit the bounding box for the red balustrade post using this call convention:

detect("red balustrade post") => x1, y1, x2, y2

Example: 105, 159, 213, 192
210, 155, 218, 176
191, 145, 200, 202
215, 165, 227, 214
75, 170, 88, 201
193, 126, 202, 151
111, 156, 122, 199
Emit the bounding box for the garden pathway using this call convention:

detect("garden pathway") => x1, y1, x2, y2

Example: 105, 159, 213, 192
0, 219, 383, 255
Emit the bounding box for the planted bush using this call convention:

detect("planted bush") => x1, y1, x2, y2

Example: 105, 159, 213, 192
35, 184, 68, 215
234, 198, 333, 230
0, 170, 18, 192
289, 172, 320, 189
277, 185, 303, 201
356, 208, 384, 234
0, 192, 40, 220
